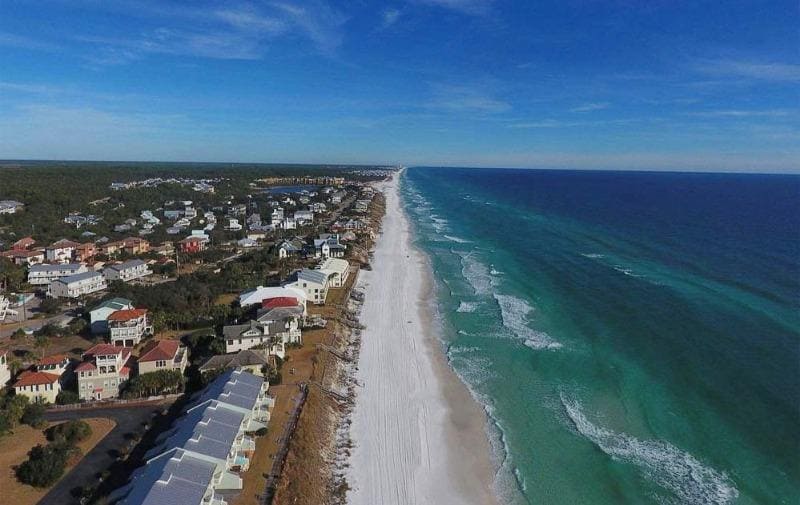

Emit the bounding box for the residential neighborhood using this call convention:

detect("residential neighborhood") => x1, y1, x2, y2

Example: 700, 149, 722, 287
0, 164, 390, 505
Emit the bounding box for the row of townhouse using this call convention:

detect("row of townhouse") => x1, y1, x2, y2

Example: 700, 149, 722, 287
2, 237, 157, 266
26, 259, 152, 298
110, 369, 272, 504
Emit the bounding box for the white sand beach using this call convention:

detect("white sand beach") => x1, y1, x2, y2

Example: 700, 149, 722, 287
347, 171, 498, 505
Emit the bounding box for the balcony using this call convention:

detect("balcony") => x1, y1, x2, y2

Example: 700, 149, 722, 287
240, 436, 256, 452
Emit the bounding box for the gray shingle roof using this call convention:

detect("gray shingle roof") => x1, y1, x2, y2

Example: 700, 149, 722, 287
199, 350, 269, 372
117, 448, 216, 505
55, 270, 103, 284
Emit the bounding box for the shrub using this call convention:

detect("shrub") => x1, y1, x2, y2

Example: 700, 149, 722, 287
21, 402, 47, 429
122, 369, 184, 399
55, 390, 80, 405
15, 442, 76, 488
47, 420, 92, 445
3, 394, 29, 426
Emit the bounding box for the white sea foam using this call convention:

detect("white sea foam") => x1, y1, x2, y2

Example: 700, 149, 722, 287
581, 252, 605, 259
458, 252, 493, 296
490, 268, 503, 275
457, 301, 479, 313
444, 234, 471, 243
560, 393, 739, 505
494, 294, 562, 349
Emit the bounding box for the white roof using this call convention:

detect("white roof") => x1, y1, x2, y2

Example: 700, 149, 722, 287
320, 258, 349, 276
239, 285, 307, 307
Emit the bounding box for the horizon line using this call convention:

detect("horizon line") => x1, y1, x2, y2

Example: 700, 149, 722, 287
0, 158, 798, 176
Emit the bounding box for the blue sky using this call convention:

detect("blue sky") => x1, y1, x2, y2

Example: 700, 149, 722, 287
0, 0, 798, 172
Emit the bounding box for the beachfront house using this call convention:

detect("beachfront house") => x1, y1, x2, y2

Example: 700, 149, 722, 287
199, 350, 270, 377
48, 271, 107, 298
76, 344, 132, 401
255, 306, 303, 345
115, 370, 271, 499
319, 258, 351, 288
138, 340, 188, 375
286, 268, 331, 305
27, 262, 88, 285
239, 286, 307, 310
103, 259, 152, 282
89, 297, 134, 334
108, 308, 152, 347
222, 320, 287, 358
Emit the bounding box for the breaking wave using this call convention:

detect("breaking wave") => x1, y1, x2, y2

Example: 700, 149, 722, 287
444, 234, 471, 243
560, 393, 739, 505
457, 301, 479, 313
494, 294, 562, 349
458, 252, 493, 296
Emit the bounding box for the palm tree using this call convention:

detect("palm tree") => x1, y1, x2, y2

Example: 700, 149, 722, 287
34, 334, 49, 359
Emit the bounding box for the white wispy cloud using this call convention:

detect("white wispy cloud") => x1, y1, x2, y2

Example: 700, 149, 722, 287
570, 102, 610, 113
413, 0, 494, 15
428, 83, 511, 114
272, 1, 348, 54
73, 1, 347, 64
0, 31, 59, 51
687, 109, 793, 118
0, 81, 62, 94
697, 58, 800, 82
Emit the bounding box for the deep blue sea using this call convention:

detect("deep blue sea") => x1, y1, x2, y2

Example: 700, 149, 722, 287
401, 167, 800, 505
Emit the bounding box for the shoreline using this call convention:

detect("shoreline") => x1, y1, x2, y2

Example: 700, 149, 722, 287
346, 170, 497, 505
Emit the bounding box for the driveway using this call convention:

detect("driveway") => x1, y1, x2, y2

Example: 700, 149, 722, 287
38, 402, 173, 505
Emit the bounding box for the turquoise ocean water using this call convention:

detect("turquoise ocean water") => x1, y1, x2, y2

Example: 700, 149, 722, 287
401, 167, 800, 505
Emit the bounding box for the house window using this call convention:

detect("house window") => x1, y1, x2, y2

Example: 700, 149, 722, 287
228, 339, 234, 345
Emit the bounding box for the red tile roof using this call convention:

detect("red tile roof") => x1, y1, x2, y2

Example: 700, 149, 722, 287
83, 343, 130, 358
49, 239, 81, 248
139, 340, 180, 362
38, 354, 68, 366
262, 297, 299, 310
75, 361, 97, 372
12, 237, 35, 250
108, 308, 148, 321
120, 366, 131, 377
1, 249, 44, 258
14, 370, 60, 387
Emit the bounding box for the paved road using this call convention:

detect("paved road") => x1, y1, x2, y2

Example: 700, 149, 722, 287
38, 403, 172, 505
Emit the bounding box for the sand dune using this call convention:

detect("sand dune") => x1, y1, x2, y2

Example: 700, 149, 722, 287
347, 171, 497, 505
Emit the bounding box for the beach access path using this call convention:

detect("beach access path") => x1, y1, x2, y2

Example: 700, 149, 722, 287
346, 171, 497, 505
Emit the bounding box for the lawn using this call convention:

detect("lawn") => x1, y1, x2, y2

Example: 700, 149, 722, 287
0, 417, 116, 505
